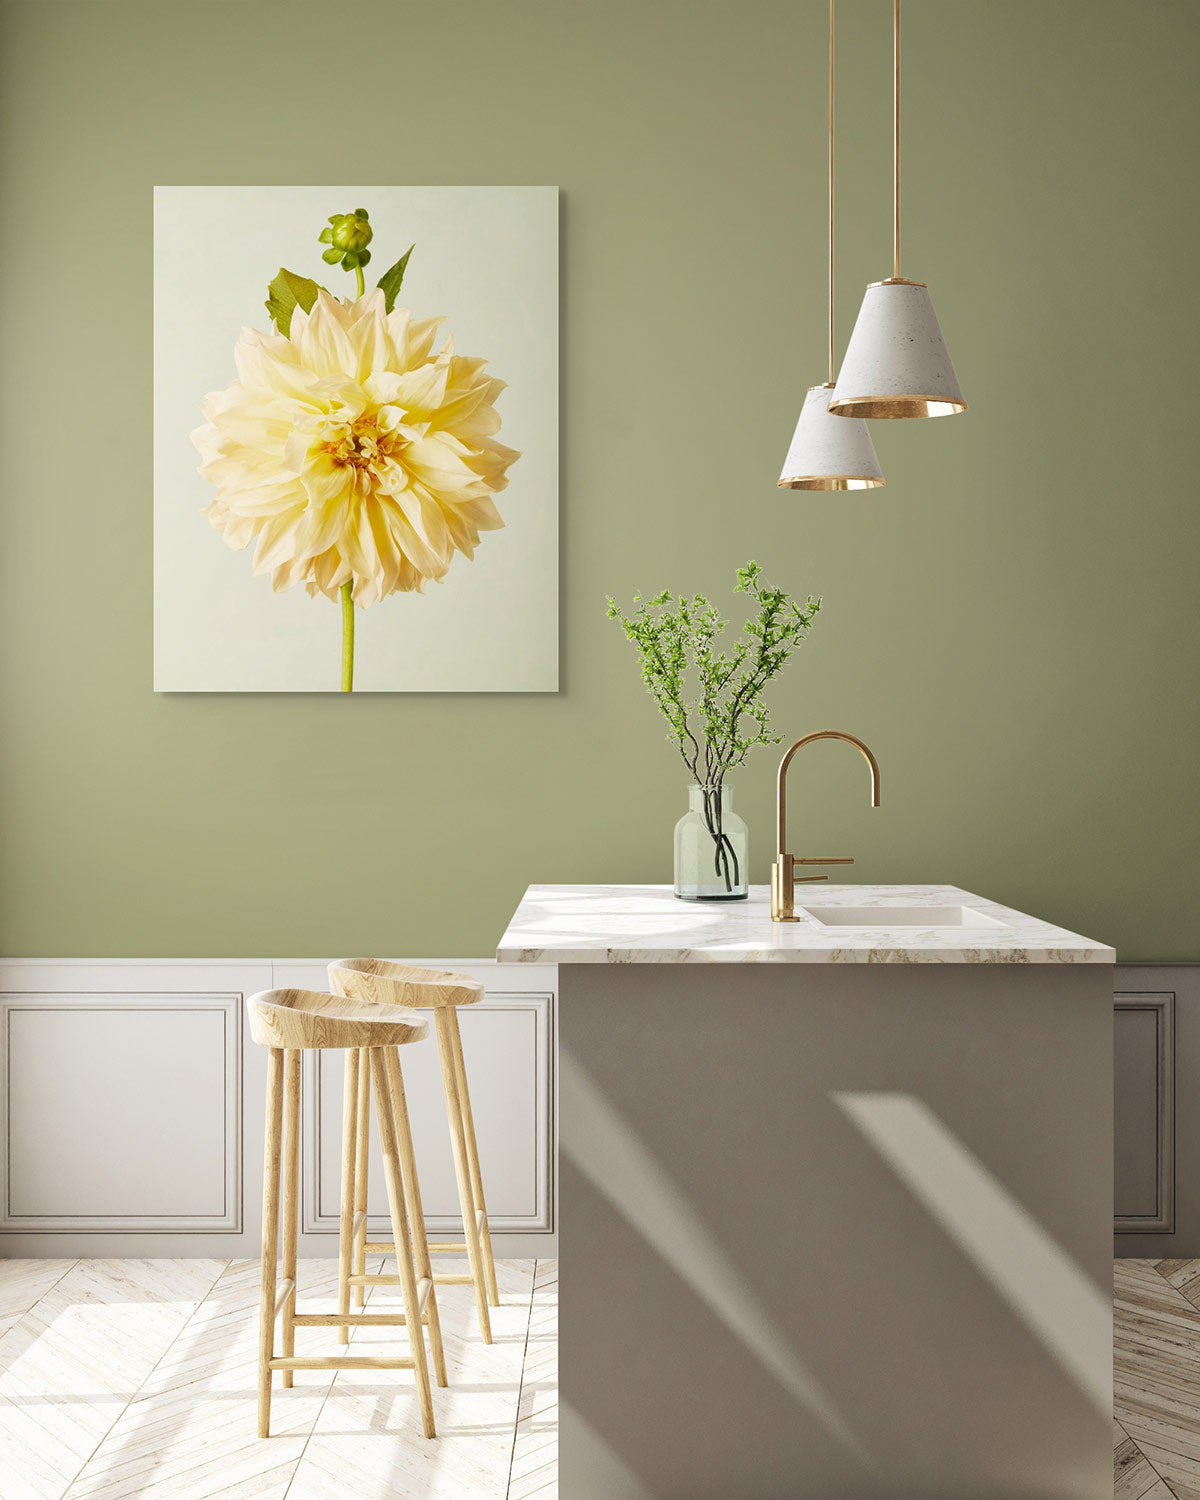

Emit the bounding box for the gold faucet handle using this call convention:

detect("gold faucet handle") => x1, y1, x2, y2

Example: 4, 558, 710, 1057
772, 853, 855, 920
793, 856, 852, 884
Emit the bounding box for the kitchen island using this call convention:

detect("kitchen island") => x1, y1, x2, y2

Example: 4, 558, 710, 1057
497, 883, 1115, 1500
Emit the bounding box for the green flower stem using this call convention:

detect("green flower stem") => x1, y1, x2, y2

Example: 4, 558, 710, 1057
337, 264, 366, 687
340, 582, 355, 692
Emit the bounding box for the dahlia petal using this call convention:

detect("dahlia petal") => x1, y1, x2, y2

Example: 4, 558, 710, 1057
291, 291, 361, 380
400, 362, 453, 416
442, 494, 505, 557
382, 493, 450, 583
305, 498, 355, 555
252, 508, 309, 574
396, 314, 445, 369
300, 456, 356, 509
236, 329, 318, 402
271, 554, 311, 593
403, 433, 485, 492
426, 386, 500, 436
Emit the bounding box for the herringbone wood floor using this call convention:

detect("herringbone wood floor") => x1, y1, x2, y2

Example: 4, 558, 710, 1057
11, 1254, 1188, 1497
0, 1256, 557, 1500
1115, 1259, 1200, 1500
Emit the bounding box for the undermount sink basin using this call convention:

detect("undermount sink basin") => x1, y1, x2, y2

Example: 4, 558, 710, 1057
799, 904, 1007, 928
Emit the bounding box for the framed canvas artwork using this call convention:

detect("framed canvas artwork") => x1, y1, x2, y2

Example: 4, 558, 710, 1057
154, 185, 558, 692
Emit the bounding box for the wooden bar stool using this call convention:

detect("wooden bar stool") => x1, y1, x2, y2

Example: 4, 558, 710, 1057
329, 959, 500, 1345
248, 987, 446, 1440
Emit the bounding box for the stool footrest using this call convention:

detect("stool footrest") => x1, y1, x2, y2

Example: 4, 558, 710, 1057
293, 1312, 426, 1327
274, 1278, 296, 1317
432, 1273, 475, 1285
347, 1273, 402, 1285
364, 1235, 486, 1256
269, 1355, 415, 1371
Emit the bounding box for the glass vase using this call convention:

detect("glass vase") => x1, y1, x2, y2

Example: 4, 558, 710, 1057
674, 784, 748, 901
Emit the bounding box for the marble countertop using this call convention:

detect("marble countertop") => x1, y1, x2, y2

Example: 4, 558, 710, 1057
495, 883, 1115, 965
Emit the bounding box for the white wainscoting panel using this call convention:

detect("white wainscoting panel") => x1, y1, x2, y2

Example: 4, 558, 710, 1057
2, 992, 240, 1232
275, 960, 555, 1238
0, 962, 270, 1245
0, 958, 556, 1257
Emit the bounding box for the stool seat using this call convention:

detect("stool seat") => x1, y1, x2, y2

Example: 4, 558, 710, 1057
329, 958, 483, 1009
247, 988, 428, 1051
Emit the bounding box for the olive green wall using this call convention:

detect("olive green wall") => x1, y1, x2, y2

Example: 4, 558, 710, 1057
1, 0, 1196, 961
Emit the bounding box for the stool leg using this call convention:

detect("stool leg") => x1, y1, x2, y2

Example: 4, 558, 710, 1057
280, 1049, 301, 1388
353, 1048, 370, 1307
337, 1047, 360, 1345
370, 1047, 436, 1439
385, 1046, 448, 1387
257, 1046, 284, 1439
446, 1006, 500, 1308
434, 1007, 492, 1344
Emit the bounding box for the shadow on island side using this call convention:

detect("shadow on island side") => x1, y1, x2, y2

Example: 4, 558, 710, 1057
556, 961, 1113, 1500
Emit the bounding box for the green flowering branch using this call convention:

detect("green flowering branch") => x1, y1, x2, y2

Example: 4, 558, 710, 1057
607, 561, 821, 784
607, 562, 821, 884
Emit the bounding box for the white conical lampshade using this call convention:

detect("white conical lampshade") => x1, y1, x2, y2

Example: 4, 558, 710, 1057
828, 278, 966, 419
778, 383, 884, 490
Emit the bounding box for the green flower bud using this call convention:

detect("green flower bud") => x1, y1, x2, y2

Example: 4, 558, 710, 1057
323, 210, 372, 257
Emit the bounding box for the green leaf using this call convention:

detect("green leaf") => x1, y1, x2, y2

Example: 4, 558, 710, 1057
265, 267, 321, 338
376, 245, 414, 313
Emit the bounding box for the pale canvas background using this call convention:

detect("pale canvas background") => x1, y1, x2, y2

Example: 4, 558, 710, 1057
154, 185, 558, 692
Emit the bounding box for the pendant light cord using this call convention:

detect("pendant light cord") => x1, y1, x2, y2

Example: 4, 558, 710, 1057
893, 0, 901, 279
827, 0, 835, 384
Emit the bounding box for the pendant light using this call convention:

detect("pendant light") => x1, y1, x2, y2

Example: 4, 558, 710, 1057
778, 0, 883, 491
828, 0, 966, 420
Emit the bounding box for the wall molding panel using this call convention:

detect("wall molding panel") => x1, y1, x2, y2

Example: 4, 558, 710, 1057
1113, 989, 1175, 1234
301, 992, 553, 1238
2, 989, 243, 1233
0, 958, 557, 1258
1114, 965, 1200, 1257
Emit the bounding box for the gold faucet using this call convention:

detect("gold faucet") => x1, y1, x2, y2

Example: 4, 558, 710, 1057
771, 730, 881, 922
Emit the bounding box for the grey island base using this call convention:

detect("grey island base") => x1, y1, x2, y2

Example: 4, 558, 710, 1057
498, 884, 1115, 1500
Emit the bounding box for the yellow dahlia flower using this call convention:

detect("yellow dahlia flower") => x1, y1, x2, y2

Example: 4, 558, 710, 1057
191, 288, 519, 607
